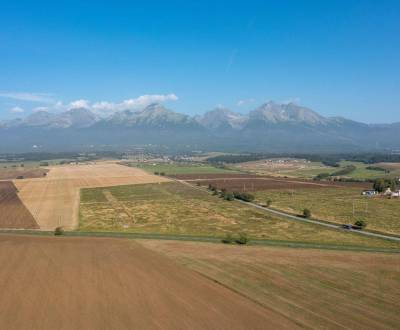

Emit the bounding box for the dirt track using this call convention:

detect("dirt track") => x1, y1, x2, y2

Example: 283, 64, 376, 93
13, 163, 169, 230
0, 235, 293, 330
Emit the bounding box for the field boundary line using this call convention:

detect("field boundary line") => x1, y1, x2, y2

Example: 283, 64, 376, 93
1, 229, 399, 253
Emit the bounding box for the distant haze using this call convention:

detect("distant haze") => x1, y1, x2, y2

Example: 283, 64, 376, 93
0, 102, 399, 153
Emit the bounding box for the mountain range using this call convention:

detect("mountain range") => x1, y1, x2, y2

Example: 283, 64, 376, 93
0, 102, 399, 153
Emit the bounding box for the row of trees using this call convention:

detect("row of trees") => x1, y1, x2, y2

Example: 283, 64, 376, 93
207, 184, 255, 202
373, 178, 398, 192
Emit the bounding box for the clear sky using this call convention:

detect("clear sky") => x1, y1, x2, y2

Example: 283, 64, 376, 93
0, 0, 399, 123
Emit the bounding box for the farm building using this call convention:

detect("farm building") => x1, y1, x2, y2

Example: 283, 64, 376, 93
391, 190, 400, 198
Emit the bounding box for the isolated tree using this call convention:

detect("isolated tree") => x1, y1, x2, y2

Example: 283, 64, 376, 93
224, 193, 234, 201
303, 208, 311, 218
54, 226, 64, 236
354, 219, 367, 229
221, 233, 233, 244
236, 232, 248, 245
266, 199, 272, 207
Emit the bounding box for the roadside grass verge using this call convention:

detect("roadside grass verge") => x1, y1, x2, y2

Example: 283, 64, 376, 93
254, 187, 400, 235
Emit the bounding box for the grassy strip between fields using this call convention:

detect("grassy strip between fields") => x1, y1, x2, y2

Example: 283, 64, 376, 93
1, 229, 400, 253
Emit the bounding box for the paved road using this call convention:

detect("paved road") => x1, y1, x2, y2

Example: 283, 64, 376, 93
175, 178, 400, 243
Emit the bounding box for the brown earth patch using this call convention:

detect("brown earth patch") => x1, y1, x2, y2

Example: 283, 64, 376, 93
0, 167, 48, 180
0, 181, 38, 229
141, 239, 400, 330
182, 176, 370, 192
0, 235, 296, 330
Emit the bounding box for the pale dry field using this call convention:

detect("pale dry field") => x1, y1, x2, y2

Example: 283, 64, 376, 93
13, 163, 168, 230
0, 235, 288, 330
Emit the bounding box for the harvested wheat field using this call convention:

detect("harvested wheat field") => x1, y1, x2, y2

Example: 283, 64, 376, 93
13, 163, 168, 230
0, 181, 39, 229
0, 235, 293, 330
141, 240, 400, 330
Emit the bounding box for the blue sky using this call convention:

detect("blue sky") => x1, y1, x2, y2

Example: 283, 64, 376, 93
0, 0, 399, 122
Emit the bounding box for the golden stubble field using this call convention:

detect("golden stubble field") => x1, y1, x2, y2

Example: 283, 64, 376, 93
13, 163, 169, 230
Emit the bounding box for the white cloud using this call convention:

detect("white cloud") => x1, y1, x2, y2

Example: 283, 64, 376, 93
237, 98, 255, 106
68, 99, 90, 109
10, 106, 25, 113
89, 94, 179, 116
0, 92, 54, 103
5, 93, 179, 117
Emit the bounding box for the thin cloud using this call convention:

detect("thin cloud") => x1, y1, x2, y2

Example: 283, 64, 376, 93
10, 106, 25, 113
0, 92, 54, 103
281, 97, 301, 104
226, 49, 238, 72
237, 98, 255, 106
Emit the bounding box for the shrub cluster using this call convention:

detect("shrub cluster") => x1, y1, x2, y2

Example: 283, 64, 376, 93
221, 232, 249, 245
232, 192, 255, 202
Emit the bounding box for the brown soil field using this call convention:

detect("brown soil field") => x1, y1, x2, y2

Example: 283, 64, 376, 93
141, 239, 400, 330
375, 162, 400, 171
13, 163, 169, 230
169, 173, 261, 180
177, 175, 370, 192
0, 235, 294, 330
0, 167, 48, 180
0, 182, 39, 229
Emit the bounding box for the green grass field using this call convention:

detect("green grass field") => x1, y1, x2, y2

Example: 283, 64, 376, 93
254, 187, 400, 235
78, 182, 400, 249
125, 162, 239, 175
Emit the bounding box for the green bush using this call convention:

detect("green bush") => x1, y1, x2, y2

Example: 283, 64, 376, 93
354, 219, 367, 229
233, 192, 255, 202
54, 227, 64, 236
154, 171, 159, 175
235, 232, 249, 245
303, 208, 311, 218
221, 233, 234, 244
224, 193, 234, 201
266, 199, 272, 207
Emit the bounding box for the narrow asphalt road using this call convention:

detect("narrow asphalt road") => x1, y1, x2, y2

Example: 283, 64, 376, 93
174, 178, 400, 243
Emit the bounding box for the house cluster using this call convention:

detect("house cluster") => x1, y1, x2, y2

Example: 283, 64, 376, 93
362, 188, 400, 198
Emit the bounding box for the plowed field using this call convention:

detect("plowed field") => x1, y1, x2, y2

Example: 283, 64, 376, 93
0, 181, 38, 229
0, 235, 292, 330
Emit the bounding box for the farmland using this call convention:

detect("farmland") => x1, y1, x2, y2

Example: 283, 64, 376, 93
253, 187, 400, 235
125, 161, 239, 175
13, 163, 168, 230
141, 239, 400, 330
79, 181, 400, 249
228, 158, 400, 180
0, 181, 38, 229
230, 158, 332, 178
0, 235, 280, 330
0, 166, 48, 180
177, 174, 369, 191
